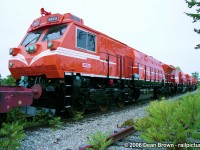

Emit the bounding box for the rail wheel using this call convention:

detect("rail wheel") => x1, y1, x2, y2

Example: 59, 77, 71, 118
68, 109, 85, 120
117, 100, 125, 108
68, 107, 85, 116
68, 97, 85, 116
98, 103, 108, 112
154, 88, 162, 100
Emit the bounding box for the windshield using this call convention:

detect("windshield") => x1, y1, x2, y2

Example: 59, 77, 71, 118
21, 30, 43, 46
42, 24, 67, 41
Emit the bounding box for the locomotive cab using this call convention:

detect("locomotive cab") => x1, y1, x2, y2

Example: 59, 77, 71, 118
9, 9, 85, 79
8, 9, 89, 115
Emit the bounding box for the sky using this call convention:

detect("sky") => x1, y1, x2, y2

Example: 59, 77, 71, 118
0, 0, 199, 78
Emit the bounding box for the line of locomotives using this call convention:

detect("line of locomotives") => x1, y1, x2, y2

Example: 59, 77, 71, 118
0, 8, 198, 122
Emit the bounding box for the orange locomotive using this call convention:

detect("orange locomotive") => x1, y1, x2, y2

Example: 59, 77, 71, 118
8, 8, 197, 115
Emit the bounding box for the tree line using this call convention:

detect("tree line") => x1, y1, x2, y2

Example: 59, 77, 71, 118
0, 74, 16, 86
185, 0, 200, 49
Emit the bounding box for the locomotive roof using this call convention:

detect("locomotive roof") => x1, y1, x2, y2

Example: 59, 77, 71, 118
27, 8, 177, 73
27, 8, 128, 48
28, 11, 84, 32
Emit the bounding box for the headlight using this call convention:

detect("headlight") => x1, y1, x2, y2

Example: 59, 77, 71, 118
26, 45, 37, 53
26, 46, 30, 52
29, 46, 34, 52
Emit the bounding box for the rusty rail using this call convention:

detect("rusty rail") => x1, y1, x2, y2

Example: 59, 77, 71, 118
79, 126, 134, 150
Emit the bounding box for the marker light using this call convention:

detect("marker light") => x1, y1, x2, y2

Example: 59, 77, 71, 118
48, 41, 53, 48
9, 62, 13, 67
9, 48, 20, 56
9, 49, 13, 55
47, 40, 60, 50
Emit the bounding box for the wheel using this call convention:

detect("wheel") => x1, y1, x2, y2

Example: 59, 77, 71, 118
133, 88, 140, 100
154, 88, 162, 100
98, 104, 108, 112
68, 107, 85, 116
68, 97, 85, 116
117, 97, 125, 108
117, 101, 125, 108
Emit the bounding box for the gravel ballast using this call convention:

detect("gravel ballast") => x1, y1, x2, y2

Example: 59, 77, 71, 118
21, 91, 198, 150
21, 104, 147, 150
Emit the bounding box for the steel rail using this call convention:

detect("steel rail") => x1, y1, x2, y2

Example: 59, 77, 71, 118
79, 126, 134, 150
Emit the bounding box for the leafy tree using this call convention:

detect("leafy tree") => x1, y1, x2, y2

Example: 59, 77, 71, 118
0, 74, 2, 85
192, 71, 199, 80
175, 66, 182, 71
1, 75, 16, 86
185, 0, 200, 49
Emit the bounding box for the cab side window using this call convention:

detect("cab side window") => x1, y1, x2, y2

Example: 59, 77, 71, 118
76, 28, 96, 52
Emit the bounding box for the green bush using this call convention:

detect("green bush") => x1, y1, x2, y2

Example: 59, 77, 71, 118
6, 108, 49, 127
48, 116, 63, 129
86, 131, 112, 150
0, 122, 24, 150
120, 119, 135, 127
72, 111, 84, 121
134, 92, 200, 145
6, 108, 29, 123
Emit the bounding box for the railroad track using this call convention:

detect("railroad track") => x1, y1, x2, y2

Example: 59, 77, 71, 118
0, 91, 193, 133
78, 126, 167, 150
78, 90, 199, 150
1, 91, 198, 150
106, 129, 167, 150
79, 126, 135, 150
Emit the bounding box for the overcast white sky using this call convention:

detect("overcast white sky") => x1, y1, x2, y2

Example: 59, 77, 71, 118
0, 0, 199, 78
